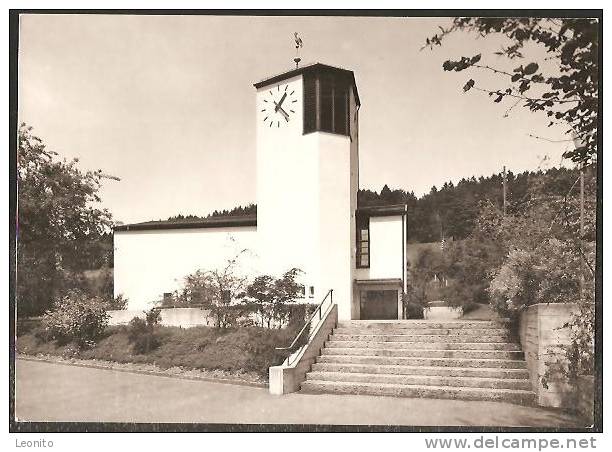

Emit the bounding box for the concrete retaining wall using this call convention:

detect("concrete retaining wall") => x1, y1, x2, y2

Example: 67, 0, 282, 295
576, 375, 594, 425
269, 304, 338, 395
518, 303, 577, 408
107, 308, 214, 327
424, 306, 463, 320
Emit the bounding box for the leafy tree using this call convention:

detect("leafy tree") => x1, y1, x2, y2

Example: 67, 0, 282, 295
174, 252, 250, 328
441, 233, 506, 307
244, 274, 276, 327
425, 18, 599, 164
17, 124, 113, 317
244, 268, 304, 328
404, 247, 446, 318
478, 164, 596, 323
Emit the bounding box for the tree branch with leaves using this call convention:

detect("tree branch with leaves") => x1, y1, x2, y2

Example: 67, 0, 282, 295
424, 17, 598, 164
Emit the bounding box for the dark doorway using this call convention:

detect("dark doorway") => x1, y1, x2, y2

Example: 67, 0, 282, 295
360, 290, 398, 320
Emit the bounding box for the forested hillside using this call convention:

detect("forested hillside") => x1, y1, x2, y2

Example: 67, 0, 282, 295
163, 167, 588, 244
163, 203, 257, 223
358, 166, 586, 243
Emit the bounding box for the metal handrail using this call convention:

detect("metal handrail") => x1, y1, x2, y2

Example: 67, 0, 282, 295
275, 289, 334, 361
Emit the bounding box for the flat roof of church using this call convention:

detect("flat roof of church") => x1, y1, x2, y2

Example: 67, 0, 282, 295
114, 204, 405, 232
357, 204, 407, 217
253, 62, 360, 106
114, 214, 257, 232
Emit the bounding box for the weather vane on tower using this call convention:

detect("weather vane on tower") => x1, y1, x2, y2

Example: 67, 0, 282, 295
294, 32, 303, 68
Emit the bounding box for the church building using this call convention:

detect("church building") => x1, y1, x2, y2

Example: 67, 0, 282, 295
114, 63, 407, 321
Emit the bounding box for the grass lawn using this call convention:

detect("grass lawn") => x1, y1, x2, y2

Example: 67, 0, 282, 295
16, 322, 296, 380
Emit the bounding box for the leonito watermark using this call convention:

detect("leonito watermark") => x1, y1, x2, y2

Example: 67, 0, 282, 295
15, 438, 54, 448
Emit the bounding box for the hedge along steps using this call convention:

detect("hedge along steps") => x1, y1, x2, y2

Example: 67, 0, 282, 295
302, 320, 535, 404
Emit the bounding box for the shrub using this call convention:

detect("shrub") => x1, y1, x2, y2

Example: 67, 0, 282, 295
106, 294, 128, 311
402, 292, 426, 319
127, 308, 161, 354
41, 290, 109, 346
488, 239, 585, 318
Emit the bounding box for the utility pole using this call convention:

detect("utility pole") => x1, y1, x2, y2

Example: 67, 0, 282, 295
580, 163, 585, 300
502, 166, 507, 216
580, 165, 585, 241
573, 132, 586, 301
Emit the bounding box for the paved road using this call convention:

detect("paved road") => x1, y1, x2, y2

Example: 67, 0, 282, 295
15, 359, 582, 427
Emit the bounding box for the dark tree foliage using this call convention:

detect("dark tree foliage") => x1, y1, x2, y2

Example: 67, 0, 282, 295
357, 166, 582, 243
165, 204, 257, 223
17, 125, 113, 317
425, 18, 599, 164
172, 168, 585, 246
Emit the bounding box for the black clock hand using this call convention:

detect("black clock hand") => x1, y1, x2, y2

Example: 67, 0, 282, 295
278, 107, 289, 121
275, 93, 287, 112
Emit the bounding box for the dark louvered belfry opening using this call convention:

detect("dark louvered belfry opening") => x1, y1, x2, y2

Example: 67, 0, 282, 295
303, 69, 351, 136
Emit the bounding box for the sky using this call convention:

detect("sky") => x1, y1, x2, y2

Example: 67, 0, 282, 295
18, 14, 576, 224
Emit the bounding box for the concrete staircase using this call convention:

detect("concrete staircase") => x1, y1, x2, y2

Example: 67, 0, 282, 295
301, 320, 536, 405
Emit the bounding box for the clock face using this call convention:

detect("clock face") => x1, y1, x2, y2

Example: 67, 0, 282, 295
260, 83, 298, 128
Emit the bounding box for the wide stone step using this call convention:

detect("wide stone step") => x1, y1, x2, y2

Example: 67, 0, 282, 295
333, 327, 511, 336
317, 354, 527, 369
305, 370, 532, 391
321, 347, 523, 360
337, 320, 505, 329
300, 380, 536, 405
325, 340, 521, 351
311, 362, 530, 379
332, 334, 511, 343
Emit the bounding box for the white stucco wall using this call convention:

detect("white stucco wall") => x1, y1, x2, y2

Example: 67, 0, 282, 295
116, 67, 363, 318
317, 132, 355, 320
349, 88, 360, 318
256, 75, 320, 291
255, 73, 358, 319
355, 215, 405, 281
114, 226, 259, 310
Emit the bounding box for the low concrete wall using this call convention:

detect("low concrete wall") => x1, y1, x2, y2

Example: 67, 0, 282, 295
424, 306, 463, 320
107, 308, 213, 327
269, 304, 338, 395
107, 310, 144, 325
157, 308, 214, 327
518, 303, 578, 408
576, 375, 594, 425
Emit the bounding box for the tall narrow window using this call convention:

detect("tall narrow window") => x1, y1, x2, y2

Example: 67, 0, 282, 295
303, 70, 351, 137
333, 81, 349, 135
356, 216, 370, 268
303, 74, 317, 134
319, 75, 333, 132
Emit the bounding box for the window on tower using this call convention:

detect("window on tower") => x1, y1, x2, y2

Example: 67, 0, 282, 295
356, 215, 370, 268
303, 71, 351, 136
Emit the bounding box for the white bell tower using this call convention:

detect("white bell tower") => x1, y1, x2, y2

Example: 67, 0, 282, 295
254, 63, 360, 320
